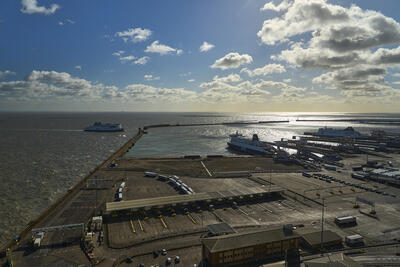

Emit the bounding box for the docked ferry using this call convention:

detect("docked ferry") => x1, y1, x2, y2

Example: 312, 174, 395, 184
307, 127, 364, 138
227, 132, 274, 155
84, 122, 124, 132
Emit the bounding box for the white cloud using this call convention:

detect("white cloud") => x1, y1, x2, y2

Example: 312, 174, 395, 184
112, 51, 125, 57
253, 80, 288, 89
144, 74, 160, 81
200, 41, 215, 52
21, 0, 60, 15
125, 84, 197, 103
393, 81, 400, 85
145, 41, 182, 55
283, 78, 291, 83
188, 79, 195, 82
240, 64, 286, 77
133, 56, 149, 65
115, 27, 152, 43
75, 66, 82, 70
119, 55, 136, 62
58, 19, 75, 26
0, 70, 16, 79
112, 52, 139, 64
393, 73, 400, 78
211, 52, 253, 70
260, 0, 291, 12
258, 0, 350, 45
199, 79, 271, 103
312, 65, 387, 94
213, 74, 242, 83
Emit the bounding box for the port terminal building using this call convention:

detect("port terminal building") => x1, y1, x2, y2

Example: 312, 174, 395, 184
201, 226, 300, 267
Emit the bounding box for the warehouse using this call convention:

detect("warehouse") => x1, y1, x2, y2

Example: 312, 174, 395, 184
300, 230, 343, 249
201, 226, 300, 267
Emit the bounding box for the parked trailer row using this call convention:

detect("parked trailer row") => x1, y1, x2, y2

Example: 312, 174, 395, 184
144, 171, 196, 194
169, 175, 195, 194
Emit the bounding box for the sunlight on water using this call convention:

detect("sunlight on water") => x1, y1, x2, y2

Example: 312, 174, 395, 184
0, 111, 399, 246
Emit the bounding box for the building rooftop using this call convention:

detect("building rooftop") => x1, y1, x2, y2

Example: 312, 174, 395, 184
207, 223, 236, 236
300, 230, 342, 247
201, 227, 300, 253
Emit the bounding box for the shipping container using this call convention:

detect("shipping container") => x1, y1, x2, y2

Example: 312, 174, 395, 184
324, 165, 337, 171
335, 215, 356, 226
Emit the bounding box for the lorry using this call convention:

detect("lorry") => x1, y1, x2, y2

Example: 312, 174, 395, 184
33, 232, 44, 249
335, 215, 357, 226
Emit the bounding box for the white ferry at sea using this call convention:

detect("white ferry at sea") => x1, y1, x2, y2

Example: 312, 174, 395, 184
227, 132, 274, 155
308, 126, 364, 138
84, 122, 124, 132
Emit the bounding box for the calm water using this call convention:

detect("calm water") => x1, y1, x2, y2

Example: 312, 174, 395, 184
0, 112, 399, 246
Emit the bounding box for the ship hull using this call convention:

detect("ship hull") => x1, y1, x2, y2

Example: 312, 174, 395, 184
227, 142, 269, 156
84, 128, 124, 132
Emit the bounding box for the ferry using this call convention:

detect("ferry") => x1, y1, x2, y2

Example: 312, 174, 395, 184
227, 132, 274, 156
306, 127, 364, 138
84, 122, 124, 132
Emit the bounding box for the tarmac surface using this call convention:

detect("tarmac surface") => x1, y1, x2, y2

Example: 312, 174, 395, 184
2, 129, 400, 267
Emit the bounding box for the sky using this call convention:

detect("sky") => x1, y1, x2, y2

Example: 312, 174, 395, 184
1, 0, 400, 112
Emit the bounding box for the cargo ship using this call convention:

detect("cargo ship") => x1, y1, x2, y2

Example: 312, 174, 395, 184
227, 132, 274, 156
84, 122, 124, 132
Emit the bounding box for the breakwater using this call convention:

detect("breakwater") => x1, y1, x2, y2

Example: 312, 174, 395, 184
143, 120, 289, 129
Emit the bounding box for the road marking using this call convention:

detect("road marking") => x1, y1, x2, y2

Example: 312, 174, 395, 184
257, 203, 273, 213
238, 208, 249, 216
130, 218, 136, 233
138, 218, 144, 231
160, 217, 168, 229
200, 161, 212, 177
187, 213, 197, 224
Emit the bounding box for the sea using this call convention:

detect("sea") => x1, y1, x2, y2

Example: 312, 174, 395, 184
0, 111, 400, 247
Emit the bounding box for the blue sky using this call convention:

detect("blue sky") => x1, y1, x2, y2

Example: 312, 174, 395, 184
1, 0, 400, 112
